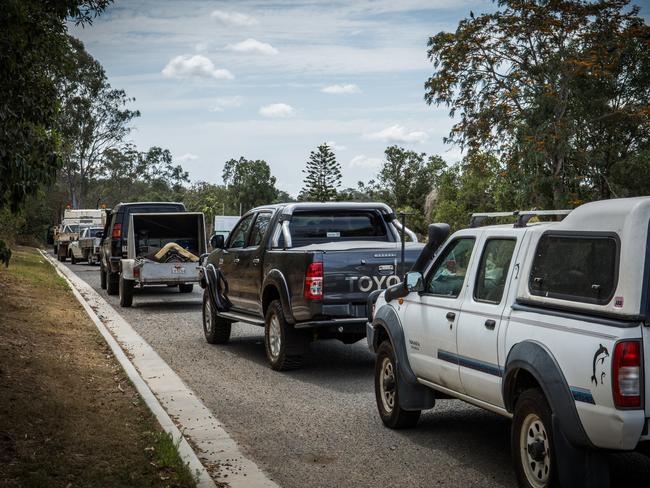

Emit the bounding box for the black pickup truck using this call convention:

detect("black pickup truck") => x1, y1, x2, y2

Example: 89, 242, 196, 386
200, 202, 424, 370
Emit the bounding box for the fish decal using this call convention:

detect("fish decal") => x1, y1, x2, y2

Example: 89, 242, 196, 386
591, 344, 609, 386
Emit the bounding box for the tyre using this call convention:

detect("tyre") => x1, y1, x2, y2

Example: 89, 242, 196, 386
179, 283, 194, 293
59, 253, 66, 262
119, 275, 134, 307
512, 389, 557, 488
264, 300, 307, 371
106, 270, 119, 295
70, 253, 77, 265
202, 290, 231, 344
100, 265, 107, 290
374, 340, 421, 429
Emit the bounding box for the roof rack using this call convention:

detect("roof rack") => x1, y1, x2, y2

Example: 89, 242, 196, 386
469, 210, 572, 228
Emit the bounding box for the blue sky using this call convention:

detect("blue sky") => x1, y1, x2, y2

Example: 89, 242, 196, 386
70, 0, 650, 197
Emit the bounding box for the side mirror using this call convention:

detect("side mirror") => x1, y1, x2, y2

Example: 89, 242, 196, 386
210, 234, 225, 249
405, 271, 424, 293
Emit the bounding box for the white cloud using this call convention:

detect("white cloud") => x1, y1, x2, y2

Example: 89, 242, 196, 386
322, 83, 361, 94
211, 96, 244, 112
178, 153, 198, 162
366, 124, 428, 144
210, 10, 258, 27
162, 54, 234, 80
226, 38, 278, 56
349, 155, 383, 169
259, 103, 295, 118
326, 141, 347, 151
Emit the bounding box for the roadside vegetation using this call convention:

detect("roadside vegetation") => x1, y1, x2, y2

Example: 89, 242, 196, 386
0, 247, 197, 488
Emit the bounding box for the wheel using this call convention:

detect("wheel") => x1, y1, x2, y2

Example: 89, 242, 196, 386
179, 283, 194, 293
106, 270, 119, 295
100, 265, 107, 289
264, 300, 306, 371
512, 389, 557, 488
202, 290, 231, 344
59, 253, 66, 262
374, 340, 421, 428
70, 253, 77, 265
119, 275, 134, 307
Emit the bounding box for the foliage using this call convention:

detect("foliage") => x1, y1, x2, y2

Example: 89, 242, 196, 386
223, 157, 278, 213
425, 0, 650, 208
0, 0, 112, 211
57, 36, 140, 208
299, 143, 342, 201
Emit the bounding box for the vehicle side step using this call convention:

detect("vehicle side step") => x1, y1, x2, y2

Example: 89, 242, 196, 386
217, 311, 265, 326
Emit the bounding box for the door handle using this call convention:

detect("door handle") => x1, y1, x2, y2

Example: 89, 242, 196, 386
252, 258, 260, 265
484, 319, 496, 330
446, 311, 456, 321
233, 258, 240, 264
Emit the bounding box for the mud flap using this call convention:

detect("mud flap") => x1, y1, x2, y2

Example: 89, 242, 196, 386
553, 415, 609, 488
202, 263, 232, 313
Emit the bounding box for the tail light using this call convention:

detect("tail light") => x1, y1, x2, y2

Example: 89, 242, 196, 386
612, 340, 642, 409
304, 262, 323, 300
112, 223, 121, 239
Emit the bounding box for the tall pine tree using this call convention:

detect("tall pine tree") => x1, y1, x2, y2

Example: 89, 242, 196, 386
299, 143, 342, 201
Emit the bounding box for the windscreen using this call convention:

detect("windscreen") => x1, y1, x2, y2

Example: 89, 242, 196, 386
288, 210, 390, 245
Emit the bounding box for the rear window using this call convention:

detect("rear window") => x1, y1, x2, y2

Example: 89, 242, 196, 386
288, 211, 389, 243
529, 233, 619, 305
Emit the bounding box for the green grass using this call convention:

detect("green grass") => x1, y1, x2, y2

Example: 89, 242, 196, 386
152, 431, 200, 486
3, 247, 68, 290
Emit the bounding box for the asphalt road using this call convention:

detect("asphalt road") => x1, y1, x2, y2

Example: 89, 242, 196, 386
58, 256, 648, 488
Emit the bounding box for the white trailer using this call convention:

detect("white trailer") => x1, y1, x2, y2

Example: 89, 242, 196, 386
118, 212, 207, 307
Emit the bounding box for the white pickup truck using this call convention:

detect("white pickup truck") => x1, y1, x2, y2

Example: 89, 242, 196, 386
367, 197, 650, 488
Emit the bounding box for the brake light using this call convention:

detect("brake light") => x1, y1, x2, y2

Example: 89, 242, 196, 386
304, 262, 323, 300
612, 340, 642, 409
112, 223, 121, 239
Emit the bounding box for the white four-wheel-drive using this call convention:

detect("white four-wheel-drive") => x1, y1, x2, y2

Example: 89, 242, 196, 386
367, 197, 650, 488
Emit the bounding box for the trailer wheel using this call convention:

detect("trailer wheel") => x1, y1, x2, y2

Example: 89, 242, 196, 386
119, 275, 134, 307
202, 290, 231, 344
100, 265, 107, 289
179, 283, 194, 293
106, 271, 119, 295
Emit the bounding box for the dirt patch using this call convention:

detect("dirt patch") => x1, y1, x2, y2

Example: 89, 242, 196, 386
0, 247, 197, 488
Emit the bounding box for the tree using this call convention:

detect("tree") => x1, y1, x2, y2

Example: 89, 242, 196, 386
222, 157, 278, 212
57, 36, 140, 208
299, 143, 342, 201
425, 0, 650, 208
0, 0, 112, 210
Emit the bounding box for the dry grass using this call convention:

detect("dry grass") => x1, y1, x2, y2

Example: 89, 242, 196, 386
0, 247, 197, 488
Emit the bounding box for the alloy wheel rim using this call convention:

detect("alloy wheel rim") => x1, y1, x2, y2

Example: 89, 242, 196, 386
379, 357, 396, 413
520, 412, 551, 487
269, 314, 281, 359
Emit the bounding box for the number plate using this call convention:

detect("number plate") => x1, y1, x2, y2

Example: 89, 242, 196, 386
172, 265, 186, 274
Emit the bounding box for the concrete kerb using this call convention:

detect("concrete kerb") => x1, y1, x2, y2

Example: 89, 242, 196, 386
40, 250, 280, 488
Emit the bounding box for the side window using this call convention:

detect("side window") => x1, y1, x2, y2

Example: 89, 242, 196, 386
529, 233, 618, 304
474, 239, 517, 304
425, 238, 475, 297
250, 213, 272, 247
228, 215, 254, 249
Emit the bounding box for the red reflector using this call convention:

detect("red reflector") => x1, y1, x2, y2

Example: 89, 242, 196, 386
612, 341, 642, 409
112, 223, 122, 239
304, 262, 323, 300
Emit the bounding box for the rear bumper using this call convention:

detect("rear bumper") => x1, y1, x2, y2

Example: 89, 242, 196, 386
294, 317, 367, 334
